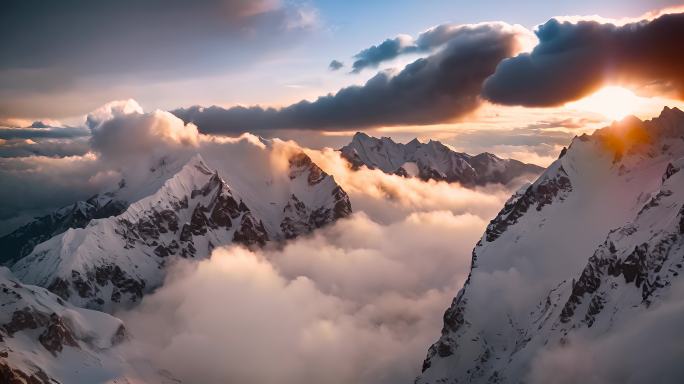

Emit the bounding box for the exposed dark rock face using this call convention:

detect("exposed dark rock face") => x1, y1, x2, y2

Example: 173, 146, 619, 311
0, 194, 127, 265
38, 313, 78, 356
111, 324, 127, 346
663, 162, 680, 182
281, 194, 310, 239
331, 186, 353, 219
560, 231, 679, 325
281, 152, 353, 239
280, 187, 352, 239
485, 166, 572, 242
0, 362, 51, 384
3, 308, 49, 336
0, 267, 130, 384
115, 170, 254, 261
288, 152, 327, 185
233, 215, 268, 247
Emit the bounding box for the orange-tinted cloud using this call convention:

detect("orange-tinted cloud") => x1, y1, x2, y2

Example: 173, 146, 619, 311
482, 12, 684, 106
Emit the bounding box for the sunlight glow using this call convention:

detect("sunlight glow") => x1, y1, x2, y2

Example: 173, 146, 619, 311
565, 86, 644, 121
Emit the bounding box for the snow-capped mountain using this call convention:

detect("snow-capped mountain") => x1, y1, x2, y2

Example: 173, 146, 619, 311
0, 155, 193, 267
11, 140, 351, 312
0, 267, 174, 384
418, 107, 684, 383
340, 132, 543, 186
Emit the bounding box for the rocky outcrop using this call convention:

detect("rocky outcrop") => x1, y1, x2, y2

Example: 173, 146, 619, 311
0, 362, 51, 384
0, 267, 127, 384
38, 313, 79, 356
485, 165, 572, 242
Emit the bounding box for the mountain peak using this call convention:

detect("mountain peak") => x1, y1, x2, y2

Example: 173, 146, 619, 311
340, 133, 542, 186
408, 137, 421, 145
658, 105, 684, 119
352, 131, 371, 141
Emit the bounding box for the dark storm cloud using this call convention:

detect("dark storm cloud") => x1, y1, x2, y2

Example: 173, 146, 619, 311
349, 23, 521, 73
482, 12, 684, 106
175, 23, 524, 133
329, 60, 344, 71
351, 36, 418, 73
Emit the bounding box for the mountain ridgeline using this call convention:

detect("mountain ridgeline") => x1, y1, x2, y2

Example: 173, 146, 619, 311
340, 132, 543, 186
6, 139, 352, 312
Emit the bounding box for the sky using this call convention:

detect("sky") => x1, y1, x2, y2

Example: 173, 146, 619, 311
2, 0, 684, 224
1, 0, 682, 123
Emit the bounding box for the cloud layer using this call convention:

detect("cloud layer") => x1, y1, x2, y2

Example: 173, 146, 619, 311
483, 12, 684, 106
175, 22, 527, 133
121, 191, 510, 384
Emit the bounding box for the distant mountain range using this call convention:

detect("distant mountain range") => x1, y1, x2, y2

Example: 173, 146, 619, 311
418, 107, 684, 383
3, 108, 684, 383
340, 132, 543, 186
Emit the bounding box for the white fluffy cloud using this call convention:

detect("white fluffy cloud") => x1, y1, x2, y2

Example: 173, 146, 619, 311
121, 209, 494, 384
89, 100, 199, 161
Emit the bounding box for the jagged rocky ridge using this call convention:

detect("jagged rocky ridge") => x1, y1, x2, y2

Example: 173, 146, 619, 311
418, 107, 684, 383
11, 145, 351, 312
340, 132, 543, 186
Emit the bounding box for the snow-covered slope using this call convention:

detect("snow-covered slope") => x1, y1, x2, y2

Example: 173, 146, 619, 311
340, 132, 543, 186
0, 267, 174, 383
418, 107, 684, 383
0, 194, 127, 266
12, 141, 351, 312
0, 155, 191, 266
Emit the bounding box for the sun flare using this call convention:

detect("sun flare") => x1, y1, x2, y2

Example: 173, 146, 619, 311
566, 86, 644, 121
